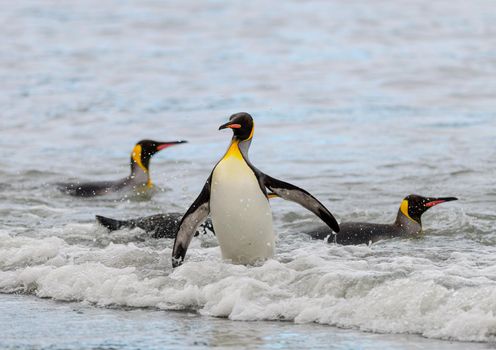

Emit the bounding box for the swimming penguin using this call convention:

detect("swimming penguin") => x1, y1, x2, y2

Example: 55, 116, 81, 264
172, 112, 340, 267
95, 213, 214, 238
307, 194, 457, 245
58, 139, 186, 197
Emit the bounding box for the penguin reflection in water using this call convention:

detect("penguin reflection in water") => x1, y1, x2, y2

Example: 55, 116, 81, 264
308, 194, 457, 245
58, 139, 186, 197
171, 112, 340, 267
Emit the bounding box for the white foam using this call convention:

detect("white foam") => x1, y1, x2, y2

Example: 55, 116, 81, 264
1, 230, 496, 342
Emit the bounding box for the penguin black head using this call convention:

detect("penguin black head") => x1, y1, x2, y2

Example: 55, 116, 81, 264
131, 139, 187, 171
218, 112, 254, 141
400, 194, 458, 223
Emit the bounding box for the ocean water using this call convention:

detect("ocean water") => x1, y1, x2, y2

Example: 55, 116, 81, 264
1, 0, 496, 349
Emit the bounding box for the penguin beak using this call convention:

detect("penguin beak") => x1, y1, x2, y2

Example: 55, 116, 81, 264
219, 121, 242, 130
156, 140, 187, 151
424, 197, 458, 207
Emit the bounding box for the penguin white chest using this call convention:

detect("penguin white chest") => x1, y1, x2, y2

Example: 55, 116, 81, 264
210, 155, 275, 264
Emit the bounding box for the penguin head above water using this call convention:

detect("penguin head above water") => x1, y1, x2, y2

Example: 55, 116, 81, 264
218, 112, 254, 141
398, 194, 458, 225
130, 139, 187, 172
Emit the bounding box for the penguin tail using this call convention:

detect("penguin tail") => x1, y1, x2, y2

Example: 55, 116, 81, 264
95, 215, 127, 231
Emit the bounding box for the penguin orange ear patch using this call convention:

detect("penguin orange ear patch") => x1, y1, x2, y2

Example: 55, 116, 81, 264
132, 145, 148, 172
400, 200, 414, 222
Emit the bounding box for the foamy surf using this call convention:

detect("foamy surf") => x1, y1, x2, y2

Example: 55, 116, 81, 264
2, 225, 496, 343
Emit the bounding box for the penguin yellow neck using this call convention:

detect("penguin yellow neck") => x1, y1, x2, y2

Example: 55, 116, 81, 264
222, 140, 244, 160
221, 124, 254, 161
131, 144, 153, 188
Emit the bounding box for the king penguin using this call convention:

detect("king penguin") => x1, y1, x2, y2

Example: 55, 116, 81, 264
172, 112, 340, 267
58, 139, 186, 197
96, 213, 214, 238
307, 194, 457, 245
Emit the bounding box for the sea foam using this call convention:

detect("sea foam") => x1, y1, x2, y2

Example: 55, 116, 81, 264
1, 228, 496, 342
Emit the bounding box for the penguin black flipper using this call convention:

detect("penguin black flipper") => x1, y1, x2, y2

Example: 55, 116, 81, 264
95, 215, 131, 231
262, 174, 340, 233
172, 178, 211, 267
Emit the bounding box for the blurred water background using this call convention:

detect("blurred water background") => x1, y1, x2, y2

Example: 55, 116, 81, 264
0, 0, 495, 349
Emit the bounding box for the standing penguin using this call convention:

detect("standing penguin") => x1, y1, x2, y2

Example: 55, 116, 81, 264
58, 139, 186, 197
307, 194, 458, 245
172, 112, 339, 267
